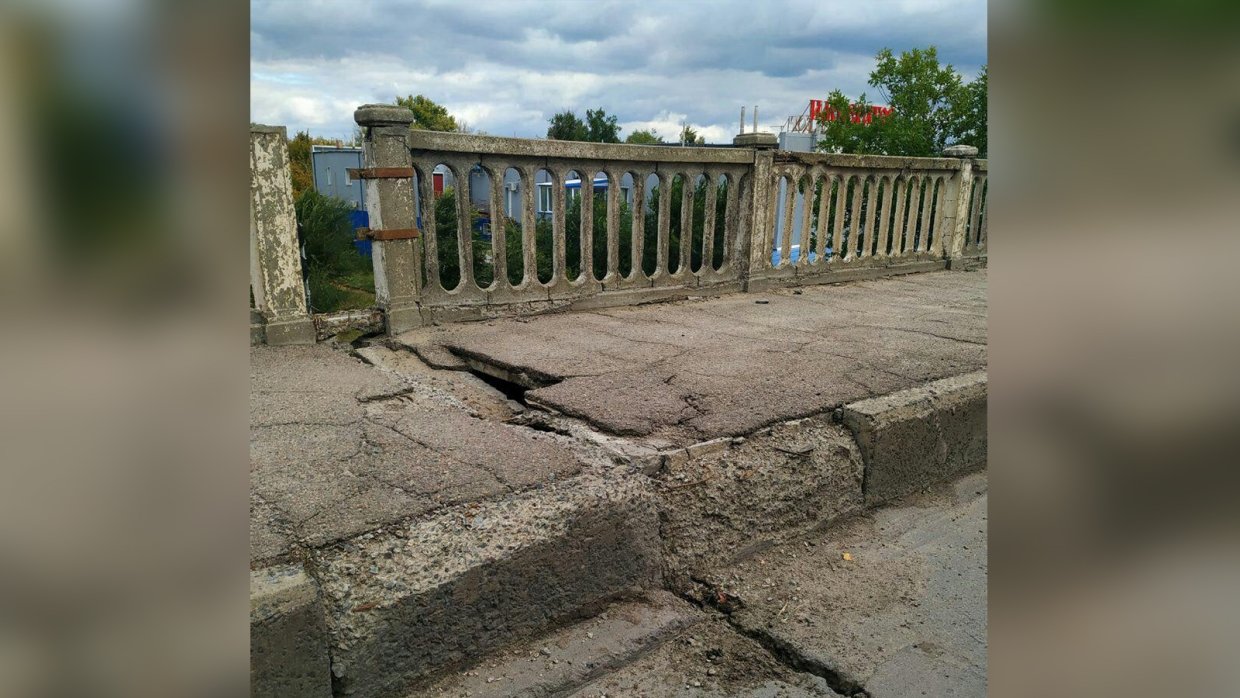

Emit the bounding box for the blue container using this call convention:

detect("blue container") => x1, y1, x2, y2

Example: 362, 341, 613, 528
349, 210, 371, 257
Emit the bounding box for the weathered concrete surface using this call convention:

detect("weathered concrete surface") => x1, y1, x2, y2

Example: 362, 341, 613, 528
398, 270, 986, 448
318, 474, 662, 697
250, 125, 314, 344
658, 417, 864, 589
712, 472, 988, 697
841, 371, 987, 506
570, 616, 843, 698
250, 565, 332, 698
414, 591, 699, 697
250, 344, 585, 563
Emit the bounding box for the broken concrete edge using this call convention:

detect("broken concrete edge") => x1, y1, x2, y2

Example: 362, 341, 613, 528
250, 564, 333, 698
412, 590, 701, 697
316, 472, 664, 697
946, 255, 987, 271
313, 307, 384, 342
840, 370, 987, 506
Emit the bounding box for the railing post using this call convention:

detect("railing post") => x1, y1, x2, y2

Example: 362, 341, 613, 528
354, 104, 422, 334
942, 144, 978, 266
733, 130, 778, 289
250, 125, 315, 345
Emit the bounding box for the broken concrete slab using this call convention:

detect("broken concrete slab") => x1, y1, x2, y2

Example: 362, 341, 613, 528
318, 474, 662, 698
657, 416, 864, 589
397, 271, 986, 447
569, 616, 844, 698
414, 591, 700, 697
250, 343, 588, 559
840, 371, 987, 506
250, 564, 333, 698
717, 472, 988, 697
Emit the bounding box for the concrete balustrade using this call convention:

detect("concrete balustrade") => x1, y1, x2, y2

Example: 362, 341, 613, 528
250, 106, 988, 340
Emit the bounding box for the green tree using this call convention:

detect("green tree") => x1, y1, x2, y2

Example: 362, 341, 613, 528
294, 190, 373, 312
679, 125, 705, 145
585, 108, 621, 143
395, 94, 460, 132
817, 47, 986, 157
950, 64, 987, 156
625, 129, 663, 145
547, 110, 589, 141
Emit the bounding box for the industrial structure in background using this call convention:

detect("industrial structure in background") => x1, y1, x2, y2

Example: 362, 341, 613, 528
781, 98, 894, 151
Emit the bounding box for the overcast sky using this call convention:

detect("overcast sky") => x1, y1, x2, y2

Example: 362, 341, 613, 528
250, 0, 986, 143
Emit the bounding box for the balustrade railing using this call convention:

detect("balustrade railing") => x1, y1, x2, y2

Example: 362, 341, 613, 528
753, 152, 963, 284
247, 107, 989, 342
403, 130, 754, 320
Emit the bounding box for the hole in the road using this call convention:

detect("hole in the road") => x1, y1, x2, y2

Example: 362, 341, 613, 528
467, 368, 531, 406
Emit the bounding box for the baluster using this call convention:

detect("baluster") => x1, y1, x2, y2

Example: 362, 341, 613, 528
605, 169, 620, 282
723, 171, 740, 267
551, 168, 567, 283
779, 171, 795, 267
830, 174, 846, 262
417, 161, 441, 291
486, 164, 507, 289
679, 172, 694, 275
520, 165, 537, 286
656, 171, 672, 277
889, 176, 907, 257
970, 176, 987, 249
977, 178, 988, 250
930, 176, 947, 256
630, 172, 646, 279
578, 166, 593, 284
453, 163, 476, 290
861, 175, 878, 258
846, 175, 864, 260
797, 174, 812, 267
700, 171, 718, 275
907, 174, 923, 253
814, 172, 831, 263
875, 176, 895, 258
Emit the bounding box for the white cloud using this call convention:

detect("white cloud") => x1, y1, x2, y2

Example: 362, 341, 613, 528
250, 0, 986, 142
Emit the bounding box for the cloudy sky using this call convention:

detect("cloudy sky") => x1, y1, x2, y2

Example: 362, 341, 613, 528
251, 0, 986, 143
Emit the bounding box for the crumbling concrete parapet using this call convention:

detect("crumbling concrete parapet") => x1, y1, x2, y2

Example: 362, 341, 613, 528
355, 105, 423, 335
250, 125, 315, 345
941, 143, 978, 261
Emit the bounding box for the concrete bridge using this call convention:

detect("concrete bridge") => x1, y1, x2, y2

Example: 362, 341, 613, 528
250, 106, 988, 697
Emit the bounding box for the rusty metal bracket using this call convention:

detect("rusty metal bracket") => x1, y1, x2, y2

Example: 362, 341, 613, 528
347, 167, 415, 179
355, 227, 421, 241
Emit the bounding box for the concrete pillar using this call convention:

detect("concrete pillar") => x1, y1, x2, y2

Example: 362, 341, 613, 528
354, 104, 422, 334
732, 130, 778, 286
250, 125, 315, 345
941, 144, 978, 264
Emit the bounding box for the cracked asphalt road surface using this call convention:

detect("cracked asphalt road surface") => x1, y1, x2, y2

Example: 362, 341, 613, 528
399, 270, 986, 447
250, 344, 585, 564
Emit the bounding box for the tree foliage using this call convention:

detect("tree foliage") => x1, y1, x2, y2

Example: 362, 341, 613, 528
548, 108, 623, 143
585, 109, 621, 143
395, 94, 460, 132
625, 129, 663, 145
547, 110, 589, 141
817, 47, 987, 157
294, 190, 373, 312
679, 125, 705, 145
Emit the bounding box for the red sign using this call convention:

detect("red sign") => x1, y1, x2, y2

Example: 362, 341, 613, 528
809, 99, 893, 125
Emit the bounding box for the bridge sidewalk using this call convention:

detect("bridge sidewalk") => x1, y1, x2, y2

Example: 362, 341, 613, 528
250, 269, 987, 698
